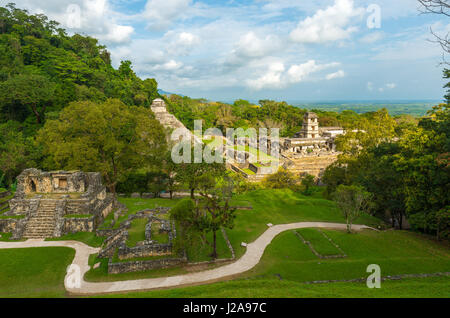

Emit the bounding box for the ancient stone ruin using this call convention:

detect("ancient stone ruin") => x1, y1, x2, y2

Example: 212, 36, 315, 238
151, 98, 202, 144
97, 208, 186, 274
0, 169, 114, 239
281, 112, 345, 177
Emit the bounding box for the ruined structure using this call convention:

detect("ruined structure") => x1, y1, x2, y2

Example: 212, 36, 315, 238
0, 169, 114, 239
97, 208, 186, 274
151, 98, 201, 144
282, 112, 344, 177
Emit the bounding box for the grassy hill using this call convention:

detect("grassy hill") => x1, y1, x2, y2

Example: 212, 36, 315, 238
0, 189, 448, 298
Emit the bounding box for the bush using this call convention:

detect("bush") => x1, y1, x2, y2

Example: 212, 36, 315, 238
263, 168, 298, 190
116, 172, 148, 195
170, 198, 197, 254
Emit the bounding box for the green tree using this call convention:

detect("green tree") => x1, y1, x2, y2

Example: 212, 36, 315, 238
0, 121, 37, 186
301, 174, 315, 196
37, 99, 167, 193
0, 73, 55, 124
263, 167, 297, 190
197, 169, 237, 259
333, 184, 372, 233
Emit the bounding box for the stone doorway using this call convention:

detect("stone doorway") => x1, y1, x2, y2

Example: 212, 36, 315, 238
30, 180, 36, 192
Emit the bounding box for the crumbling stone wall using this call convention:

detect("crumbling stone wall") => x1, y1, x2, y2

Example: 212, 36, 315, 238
5, 169, 114, 239
108, 256, 187, 274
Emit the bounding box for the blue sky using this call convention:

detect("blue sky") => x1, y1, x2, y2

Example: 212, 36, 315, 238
4, 0, 450, 101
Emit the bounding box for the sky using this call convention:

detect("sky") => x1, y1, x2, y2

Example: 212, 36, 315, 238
2, 0, 450, 102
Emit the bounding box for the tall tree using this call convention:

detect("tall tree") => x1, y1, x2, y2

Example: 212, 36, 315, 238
333, 185, 372, 233
197, 168, 237, 259
37, 99, 167, 193
0, 74, 55, 124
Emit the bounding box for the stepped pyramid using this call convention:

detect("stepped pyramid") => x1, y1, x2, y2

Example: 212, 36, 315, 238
151, 99, 202, 144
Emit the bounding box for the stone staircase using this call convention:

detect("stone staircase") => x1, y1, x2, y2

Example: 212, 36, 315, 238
287, 155, 338, 177
23, 200, 58, 239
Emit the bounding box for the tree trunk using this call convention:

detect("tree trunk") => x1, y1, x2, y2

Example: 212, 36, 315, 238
108, 183, 116, 195
398, 213, 403, 230
30, 103, 42, 124
212, 230, 217, 259
346, 216, 352, 233
190, 188, 195, 199
170, 190, 173, 199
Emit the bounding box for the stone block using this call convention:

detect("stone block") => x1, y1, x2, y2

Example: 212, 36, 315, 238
131, 193, 141, 198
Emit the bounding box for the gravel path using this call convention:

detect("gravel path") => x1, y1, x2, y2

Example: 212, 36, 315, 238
0, 222, 373, 295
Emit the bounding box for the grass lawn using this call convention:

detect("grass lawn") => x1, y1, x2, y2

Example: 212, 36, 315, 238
296, 228, 343, 256
126, 218, 148, 247
0, 189, 448, 298
227, 189, 383, 258
101, 276, 450, 298
112, 197, 181, 229
0, 232, 26, 242
242, 229, 450, 283
0, 247, 75, 298
100, 229, 450, 298
151, 222, 169, 244
46, 232, 104, 247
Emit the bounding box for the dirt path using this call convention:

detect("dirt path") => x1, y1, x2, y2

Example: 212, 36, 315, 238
0, 222, 373, 295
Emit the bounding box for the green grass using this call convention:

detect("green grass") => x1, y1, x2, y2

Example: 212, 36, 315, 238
0, 232, 26, 242
0, 189, 448, 298
100, 276, 450, 298
0, 193, 13, 203
0, 214, 25, 219
242, 168, 256, 175
242, 229, 450, 284
185, 231, 233, 263
227, 189, 382, 258
151, 222, 169, 244
126, 218, 148, 247
46, 232, 104, 247
0, 247, 75, 298
114, 197, 181, 229
296, 228, 343, 256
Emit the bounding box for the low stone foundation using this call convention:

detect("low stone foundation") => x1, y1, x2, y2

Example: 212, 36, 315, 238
117, 243, 172, 260
108, 256, 187, 274
63, 217, 95, 234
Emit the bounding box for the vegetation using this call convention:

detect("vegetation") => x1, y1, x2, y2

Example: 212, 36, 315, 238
332, 185, 372, 233
126, 218, 148, 247
323, 105, 449, 239
37, 99, 167, 193
46, 232, 104, 247
296, 228, 342, 256
0, 247, 74, 298
0, 4, 161, 189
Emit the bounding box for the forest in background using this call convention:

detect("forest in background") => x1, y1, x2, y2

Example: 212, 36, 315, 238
0, 4, 448, 240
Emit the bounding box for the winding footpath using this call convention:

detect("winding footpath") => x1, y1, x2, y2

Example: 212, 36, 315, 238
0, 222, 373, 295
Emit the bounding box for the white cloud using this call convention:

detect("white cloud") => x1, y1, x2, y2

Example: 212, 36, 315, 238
247, 60, 340, 90
360, 32, 384, 44
165, 31, 201, 55
367, 82, 397, 93
326, 70, 345, 80
141, 0, 193, 30
290, 0, 364, 44
234, 32, 283, 58
386, 83, 397, 89
247, 62, 286, 90
10, 0, 134, 44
